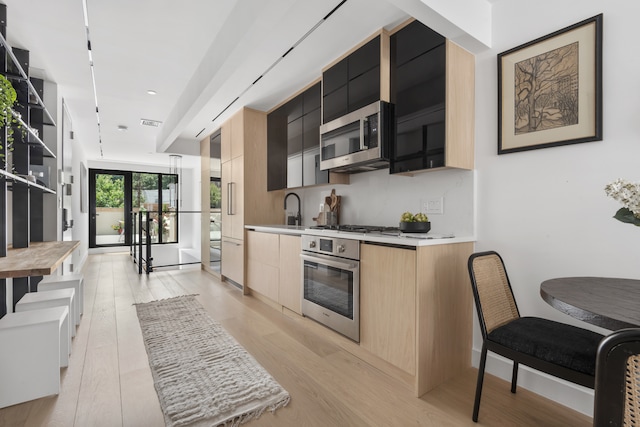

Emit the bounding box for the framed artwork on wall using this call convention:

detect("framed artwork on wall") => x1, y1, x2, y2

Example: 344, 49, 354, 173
498, 14, 603, 154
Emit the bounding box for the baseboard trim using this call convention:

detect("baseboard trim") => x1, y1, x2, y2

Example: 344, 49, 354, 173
472, 347, 594, 417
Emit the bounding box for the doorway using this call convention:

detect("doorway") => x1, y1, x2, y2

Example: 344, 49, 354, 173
89, 170, 131, 247
89, 169, 179, 248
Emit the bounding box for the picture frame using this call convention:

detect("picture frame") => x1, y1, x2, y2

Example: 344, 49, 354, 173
498, 14, 603, 154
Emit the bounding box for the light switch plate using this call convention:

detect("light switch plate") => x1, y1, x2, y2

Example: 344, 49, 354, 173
424, 197, 444, 215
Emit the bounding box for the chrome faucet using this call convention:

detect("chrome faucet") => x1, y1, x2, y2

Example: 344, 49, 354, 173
284, 193, 302, 226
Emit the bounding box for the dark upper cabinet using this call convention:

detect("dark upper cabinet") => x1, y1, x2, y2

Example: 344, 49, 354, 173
393, 20, 446, 67
390, 22, 445, 174
394, 43, 445, 117
303, 83, 321, 115
268, 82, 337, 190
322, 58, 347, 96
303, 107, 320, 151
348, 65, 380, 112
322, 85, 348, 124
286, 94, 303, 123
302, 106, 326, 186
322, 33, 388, 124
287, 116, 303, 188
389, 20, 474, 175
348, 36, 380, 79
267, 107, 287, 191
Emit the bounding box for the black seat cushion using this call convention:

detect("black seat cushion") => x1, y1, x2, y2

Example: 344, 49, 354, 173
488, 317, 604, 375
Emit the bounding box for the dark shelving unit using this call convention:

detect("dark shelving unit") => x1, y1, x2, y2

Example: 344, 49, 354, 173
0, 4, 57, 316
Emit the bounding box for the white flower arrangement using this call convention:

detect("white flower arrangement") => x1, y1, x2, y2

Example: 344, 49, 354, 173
604, 178, 640, 226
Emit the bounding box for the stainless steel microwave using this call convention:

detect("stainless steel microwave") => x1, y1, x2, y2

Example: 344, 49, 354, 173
319, 101, 394, 173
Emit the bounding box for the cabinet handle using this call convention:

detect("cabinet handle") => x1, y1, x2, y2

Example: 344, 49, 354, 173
227, 182, 234, 215
300, 253, 358, 271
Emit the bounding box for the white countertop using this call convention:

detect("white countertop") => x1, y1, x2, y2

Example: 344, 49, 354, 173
245, 224, 475, 247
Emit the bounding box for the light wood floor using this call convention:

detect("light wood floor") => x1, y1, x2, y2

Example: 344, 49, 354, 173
0, 252, 592, 427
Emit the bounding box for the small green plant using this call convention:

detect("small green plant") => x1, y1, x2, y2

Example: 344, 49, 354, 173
400, 211, 429, 222
0, 74, 18, 157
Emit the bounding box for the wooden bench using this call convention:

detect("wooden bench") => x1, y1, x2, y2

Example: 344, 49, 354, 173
0, 306, 69, 408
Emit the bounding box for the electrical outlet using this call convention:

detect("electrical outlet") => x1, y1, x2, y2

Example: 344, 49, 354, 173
424, 197, 444, 215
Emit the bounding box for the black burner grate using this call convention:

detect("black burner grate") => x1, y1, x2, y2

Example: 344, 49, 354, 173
309, 224, 400, 233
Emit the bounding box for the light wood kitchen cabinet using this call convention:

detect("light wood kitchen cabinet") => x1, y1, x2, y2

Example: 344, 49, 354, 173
246, 231, 302, 315
360, 242, 417, 375
220, 110, 244, 163
246, 231, 280, 301
221, 155, 244, 240
220, 108, 284, 288
278, 234, 301, 314
221, 238, 244, 286
359, 240, 473, 396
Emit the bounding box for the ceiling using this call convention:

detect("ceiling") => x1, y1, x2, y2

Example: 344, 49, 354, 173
1, 0, 490, 167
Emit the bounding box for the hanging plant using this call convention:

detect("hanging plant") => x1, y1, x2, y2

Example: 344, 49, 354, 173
0, 74, 18, 157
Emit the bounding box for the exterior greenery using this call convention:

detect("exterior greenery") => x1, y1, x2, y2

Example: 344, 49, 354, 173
95, 174, 124, 208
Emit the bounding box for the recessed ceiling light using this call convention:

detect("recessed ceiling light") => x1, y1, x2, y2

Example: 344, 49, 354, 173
117, 125, 128, 131
147, 90, 157, 95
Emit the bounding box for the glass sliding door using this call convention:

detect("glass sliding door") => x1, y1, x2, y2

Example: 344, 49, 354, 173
131, 172, 179, 244
89, 168, 179, 248
132, 172, 159, 243
162, 174, 178, 244
89, 170, 131, 247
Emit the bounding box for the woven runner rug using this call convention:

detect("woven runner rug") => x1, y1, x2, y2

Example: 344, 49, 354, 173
135, 295, 290, 427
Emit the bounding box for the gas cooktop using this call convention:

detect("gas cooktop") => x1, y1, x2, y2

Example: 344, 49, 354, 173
306, 224, 455, 240
308, 224, 400, 233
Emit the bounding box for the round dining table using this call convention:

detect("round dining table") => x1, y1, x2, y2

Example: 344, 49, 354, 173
540, 277, 640, 330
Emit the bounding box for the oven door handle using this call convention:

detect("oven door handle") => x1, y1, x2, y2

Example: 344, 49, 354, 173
300, 253, 358, 271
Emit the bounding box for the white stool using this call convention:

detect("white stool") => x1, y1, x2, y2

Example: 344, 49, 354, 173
39, 273, 84, 319
0, 306, 69, 408
16, 288, 76, 349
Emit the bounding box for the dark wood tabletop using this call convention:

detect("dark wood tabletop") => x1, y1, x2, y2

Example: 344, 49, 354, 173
540, 277, 640, 330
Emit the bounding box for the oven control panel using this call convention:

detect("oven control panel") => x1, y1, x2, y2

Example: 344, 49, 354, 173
301, 234, 360, 260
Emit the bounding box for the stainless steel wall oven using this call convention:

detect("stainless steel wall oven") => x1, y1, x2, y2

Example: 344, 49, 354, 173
301, 234, 360, 342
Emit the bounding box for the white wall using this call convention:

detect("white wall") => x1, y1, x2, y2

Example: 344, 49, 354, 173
68, 130, 88, 273
471, 0, 640, 416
